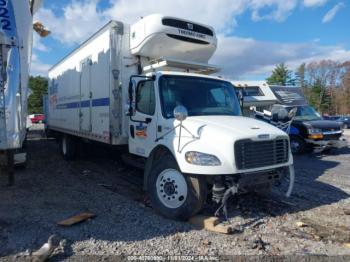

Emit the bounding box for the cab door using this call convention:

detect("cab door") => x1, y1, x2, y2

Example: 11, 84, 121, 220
128, 79, 157, 157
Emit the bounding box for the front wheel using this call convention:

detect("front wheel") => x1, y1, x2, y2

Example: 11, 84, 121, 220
147, 155, 207, 221
290, 136, 306, 154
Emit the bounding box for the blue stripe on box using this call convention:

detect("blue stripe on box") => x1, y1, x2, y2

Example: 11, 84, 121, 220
81, 100, 90, 107
56, 98, 110, 109
56, 102, 80, 109
92, 98, 110, 107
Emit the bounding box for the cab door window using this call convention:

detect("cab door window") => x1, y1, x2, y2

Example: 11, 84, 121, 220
136, 80, 155, 115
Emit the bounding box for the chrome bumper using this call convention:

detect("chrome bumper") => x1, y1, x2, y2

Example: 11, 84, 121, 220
306, 137, 348, 153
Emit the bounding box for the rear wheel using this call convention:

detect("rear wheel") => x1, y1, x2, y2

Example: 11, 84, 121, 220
290, 136, 306, 154
60, 134, 76, 160
147, 155, 207, 221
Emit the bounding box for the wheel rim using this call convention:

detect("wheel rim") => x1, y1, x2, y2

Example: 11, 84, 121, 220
62, 137, 67, 155
156, 169, 188, 209
290, 140, 300, 153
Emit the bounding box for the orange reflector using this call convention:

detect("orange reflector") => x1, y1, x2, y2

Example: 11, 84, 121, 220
308, 134, 323, 139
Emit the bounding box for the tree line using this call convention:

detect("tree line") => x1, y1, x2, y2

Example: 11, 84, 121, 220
266, 61, 350, 115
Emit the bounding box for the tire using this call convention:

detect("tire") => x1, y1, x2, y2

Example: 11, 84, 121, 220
147, 154, 207, 221
290, 136, 306, 154
59, 134, 76, 160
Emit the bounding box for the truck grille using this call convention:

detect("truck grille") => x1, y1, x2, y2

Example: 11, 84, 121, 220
235, 138, 289, 170
322, 128, 342, 141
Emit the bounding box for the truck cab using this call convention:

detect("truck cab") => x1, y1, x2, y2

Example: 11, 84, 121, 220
129, 72, 294, 220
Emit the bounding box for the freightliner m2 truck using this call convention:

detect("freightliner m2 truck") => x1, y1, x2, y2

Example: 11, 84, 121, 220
47, 14, 294, 220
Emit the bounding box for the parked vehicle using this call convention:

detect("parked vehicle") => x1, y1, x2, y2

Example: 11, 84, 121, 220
29, 114, 45, 124
46, 15, 295, 220
0, 0, 44, 182
232, 81, 348, 154
339, 116, 350, 129
323, 115, 349, 129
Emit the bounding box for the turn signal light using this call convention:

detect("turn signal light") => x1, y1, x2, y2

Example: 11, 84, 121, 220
308, 134, 323, 139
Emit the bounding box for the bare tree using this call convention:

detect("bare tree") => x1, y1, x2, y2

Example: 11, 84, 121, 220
299, 60, 348, 114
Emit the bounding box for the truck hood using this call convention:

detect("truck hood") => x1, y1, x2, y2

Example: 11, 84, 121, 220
302, 120, 342, 130
167, 115, 293, 176
179, 115, 287, 141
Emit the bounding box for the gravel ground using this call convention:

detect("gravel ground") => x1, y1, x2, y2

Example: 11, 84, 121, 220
0, 125, 350, 260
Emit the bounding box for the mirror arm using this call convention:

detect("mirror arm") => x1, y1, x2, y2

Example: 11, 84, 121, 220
155, 123, 181, 142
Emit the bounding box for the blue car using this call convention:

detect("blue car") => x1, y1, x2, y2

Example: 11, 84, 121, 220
324, 115, 349, 129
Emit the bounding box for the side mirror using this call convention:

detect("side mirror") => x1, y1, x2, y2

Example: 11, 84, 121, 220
174, 105, 188, 122
288, 107, 298, 119
238, 90, 244, 106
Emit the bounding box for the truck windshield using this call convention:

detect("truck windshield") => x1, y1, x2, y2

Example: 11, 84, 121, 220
159, 75, 241, 118
291, 105, 322, 121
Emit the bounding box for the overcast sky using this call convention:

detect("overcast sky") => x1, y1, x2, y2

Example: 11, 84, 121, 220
32, 0, 350, 80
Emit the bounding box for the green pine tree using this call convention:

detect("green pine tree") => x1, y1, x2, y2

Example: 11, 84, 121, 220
266, 63, 295, 86
28, 76, 48, 114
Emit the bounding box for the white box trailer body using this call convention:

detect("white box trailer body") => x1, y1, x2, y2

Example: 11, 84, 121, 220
0, 0, 35, 151
48, 15, 294, 220
1, 1, 43, 181
48, 21, 130, 145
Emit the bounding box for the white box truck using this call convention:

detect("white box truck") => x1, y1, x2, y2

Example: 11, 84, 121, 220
0, 0, 43, 184
47, 14, 295, 220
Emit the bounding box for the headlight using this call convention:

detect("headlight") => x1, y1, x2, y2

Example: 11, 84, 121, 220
307, 128, 322, 134
185, 151, 221, 166
307, 128, 323, 139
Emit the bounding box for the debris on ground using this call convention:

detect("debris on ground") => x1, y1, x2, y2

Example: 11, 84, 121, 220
300, 218, 350, 243
296, 221, 308, 228
30, 235, 59, 262
189, 215, 233, 234
57, 212, 96, 226
343, 208, 350, 215
250, 235, 269, 251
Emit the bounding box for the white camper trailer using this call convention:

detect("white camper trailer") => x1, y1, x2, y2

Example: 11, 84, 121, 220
47, 14, 294, 220
232, 81, 278, 116
0, 0, 43, 183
